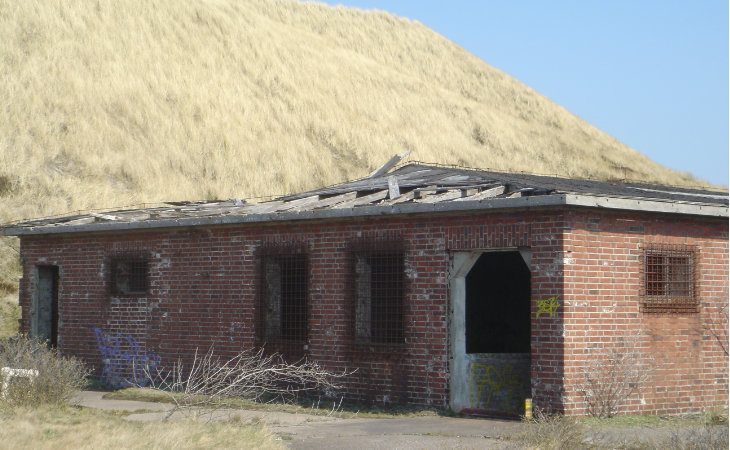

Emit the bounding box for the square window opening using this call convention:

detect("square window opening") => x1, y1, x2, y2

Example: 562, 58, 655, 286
641, 244, 697, 312
110, 255, 148, 296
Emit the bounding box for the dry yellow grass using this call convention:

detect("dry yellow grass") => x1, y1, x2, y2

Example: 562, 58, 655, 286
0, 292, 20, 338
0, 0, 710, 292
0, 406, 284, 449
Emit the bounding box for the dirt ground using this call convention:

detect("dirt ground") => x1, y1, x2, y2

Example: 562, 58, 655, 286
73, 391, 728, 449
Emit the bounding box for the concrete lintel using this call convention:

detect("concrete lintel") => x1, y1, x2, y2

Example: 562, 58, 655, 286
564, 194, 728, 217
2, 193, 727, 237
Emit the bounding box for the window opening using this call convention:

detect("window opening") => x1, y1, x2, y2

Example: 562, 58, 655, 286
110, 256, 148, 295
642, 244, 696, 312
348, 239, 405, 347
257, 245, 309, 358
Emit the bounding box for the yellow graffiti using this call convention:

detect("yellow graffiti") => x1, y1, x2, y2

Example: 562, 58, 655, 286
469, 364, 521, 411
536, 295, 561, 318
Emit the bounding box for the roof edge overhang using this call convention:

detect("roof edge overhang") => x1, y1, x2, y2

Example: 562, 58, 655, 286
2, 194, 727, 237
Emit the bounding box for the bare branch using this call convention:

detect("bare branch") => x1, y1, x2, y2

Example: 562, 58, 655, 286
580, 333, 653, 418
141, 347, 353, 421
704, 304, 729, 357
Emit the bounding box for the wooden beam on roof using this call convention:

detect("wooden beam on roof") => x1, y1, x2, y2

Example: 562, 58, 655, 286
388, 176, 400, 199
504, 187, 535, 198
311, 191, 357, 209
436, 175, 471, 184
382, 189, 415, 205
187, 207, 230, 217
248, 200, 285, 214
125, 213, 151, 222
416, 189, 463, 203
90, 212, 120, 221
368, 150, 410, 178
154, 210, 185, 219
277, 195, 321, 212
413, 185, 442, 199
63, 217, 95, 226
455, 185, 506, 201
332, 189, 388, 209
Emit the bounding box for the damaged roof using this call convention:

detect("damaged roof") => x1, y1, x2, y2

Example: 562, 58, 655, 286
2, 163, 727, 236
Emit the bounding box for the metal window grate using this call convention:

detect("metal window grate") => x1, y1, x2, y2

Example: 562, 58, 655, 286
369, 253, 404, 344
641, 244, 697, 312
110, 255, 148, 295
257, 244, 309, 359
346, 239, 406, 349
278, 255, 308, 342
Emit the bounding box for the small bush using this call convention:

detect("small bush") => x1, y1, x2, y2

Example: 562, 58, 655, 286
704, 408, 729, 426
0, 335, 88, 408
517, 409, 586, 450
581, 333, 652, 418
664, 424, 729, 450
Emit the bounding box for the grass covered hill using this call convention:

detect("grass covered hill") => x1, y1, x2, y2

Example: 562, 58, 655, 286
0, 0, 709, 293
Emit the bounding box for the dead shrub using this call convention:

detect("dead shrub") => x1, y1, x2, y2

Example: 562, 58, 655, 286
704, 407, 729, 426
704, 304, 729, 357
580, 334, 653, 418
663, 424, 729, 450
146, 347, 352, 420
0, 335, 88, 408
516, 408, 586, 450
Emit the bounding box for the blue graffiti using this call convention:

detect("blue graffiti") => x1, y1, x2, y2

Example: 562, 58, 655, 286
94, 328, 160, 389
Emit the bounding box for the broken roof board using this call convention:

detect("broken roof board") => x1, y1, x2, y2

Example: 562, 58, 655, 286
2, 164, 727, 236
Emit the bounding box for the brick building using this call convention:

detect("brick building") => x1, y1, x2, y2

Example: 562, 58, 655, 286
3, 163, 728, 416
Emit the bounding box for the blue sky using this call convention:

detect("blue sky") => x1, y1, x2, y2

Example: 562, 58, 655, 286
321, 1, 729, 186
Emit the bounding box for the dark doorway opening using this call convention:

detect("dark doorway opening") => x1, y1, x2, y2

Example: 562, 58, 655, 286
34, 266, 59, 347
465, 252, 530, 353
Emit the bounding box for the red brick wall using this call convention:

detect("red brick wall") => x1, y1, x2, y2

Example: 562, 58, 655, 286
17, 208, 727, 413
561, 210, 728, 415
18, 210, 565, 409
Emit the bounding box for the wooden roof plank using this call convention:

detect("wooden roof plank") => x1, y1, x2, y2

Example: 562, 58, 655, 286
382, 190, 415, 205
90, 212, 120, 221
416, 189, 463, 203
312, 191, 357, 209
277, 195, 321, 212
455, 185, 506, 201
332, 189, 388, 209
62, 217, 95, 226
247, 200, 285, 214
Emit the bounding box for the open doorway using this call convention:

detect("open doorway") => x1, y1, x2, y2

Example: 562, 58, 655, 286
32, 266, 58, 347
466, 252, 530, 353
449, 250, 531, 417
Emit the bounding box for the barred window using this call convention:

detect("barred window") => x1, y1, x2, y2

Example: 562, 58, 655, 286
257, 246, 309, 356
110, 256, 148, 295
642, 245, 696, 312
348, 240, 405, 347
